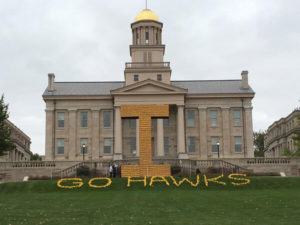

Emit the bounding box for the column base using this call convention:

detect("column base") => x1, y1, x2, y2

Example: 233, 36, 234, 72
113, 154, 123, 160
178, 153, 189, 159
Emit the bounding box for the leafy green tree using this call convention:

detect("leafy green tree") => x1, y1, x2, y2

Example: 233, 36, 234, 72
282, 147, 292, 156
0, 94, 14, 156
30, 153, 42, 161
254, 131, 266, 157
292, 115, 300, 156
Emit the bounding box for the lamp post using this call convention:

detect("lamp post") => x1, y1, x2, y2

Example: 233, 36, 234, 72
82, 143, 86, 161
217, 142, 220, 159
217, 141, 224, 174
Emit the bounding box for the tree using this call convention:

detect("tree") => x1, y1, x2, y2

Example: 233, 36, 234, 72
0, 94, 14, 156
292, 115, 300, 156
253, 131, 266, 157
30, 153, 42, 161
282, 147, 292, 156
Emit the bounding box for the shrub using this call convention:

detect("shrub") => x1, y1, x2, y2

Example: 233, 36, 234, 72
171, 165, 181, 175
76, 165, 90, 177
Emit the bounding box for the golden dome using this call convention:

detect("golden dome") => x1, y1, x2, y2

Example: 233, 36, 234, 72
135, 9, 159, 22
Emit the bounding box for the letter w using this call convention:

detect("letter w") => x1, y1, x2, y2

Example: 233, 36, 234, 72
170, 175, 199, 187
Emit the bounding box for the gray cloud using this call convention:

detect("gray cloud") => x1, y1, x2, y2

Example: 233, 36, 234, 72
0, 0, 299, 154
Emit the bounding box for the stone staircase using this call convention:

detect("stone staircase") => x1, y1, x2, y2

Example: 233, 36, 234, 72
52, 162, 84, 178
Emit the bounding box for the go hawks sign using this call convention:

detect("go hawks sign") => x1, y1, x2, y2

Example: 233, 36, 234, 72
57, 174, 251, 189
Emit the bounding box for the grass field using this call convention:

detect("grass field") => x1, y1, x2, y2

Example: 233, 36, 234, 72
0, 176, 299, 225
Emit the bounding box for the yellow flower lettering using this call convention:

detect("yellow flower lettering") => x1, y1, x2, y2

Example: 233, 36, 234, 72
88, 177, 112, 189
127, 176, 147, 187
149, 176, 170, 187
57, 178, 84, 189
228, 173, 250, 186
203, 174, 226, 186
170, 175, 200, 187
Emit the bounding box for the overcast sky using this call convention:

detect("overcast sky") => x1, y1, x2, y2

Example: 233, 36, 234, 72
0, 0, 299, 155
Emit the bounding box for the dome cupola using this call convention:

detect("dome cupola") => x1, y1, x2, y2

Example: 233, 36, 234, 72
135, 9, 159, 22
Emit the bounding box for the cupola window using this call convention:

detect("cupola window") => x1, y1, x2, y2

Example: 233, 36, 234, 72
134, 74, 139, 81
157, 74, 162, 81
146, 31, 149, 44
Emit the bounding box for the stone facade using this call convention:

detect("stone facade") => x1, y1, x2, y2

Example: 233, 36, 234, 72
42, 9, 255, 162
265, 108, 300, 157
0, 120, 31, 162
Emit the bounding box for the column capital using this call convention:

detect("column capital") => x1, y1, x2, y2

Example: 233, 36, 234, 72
244, 107, 253, 111
198, 106, 207, 111
91, 107, 101, 112
221, 107, 230, 111
177, 104, 185, 108
68, 108, 77, 112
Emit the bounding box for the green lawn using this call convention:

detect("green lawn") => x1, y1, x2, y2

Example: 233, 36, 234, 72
0, 176, 299, 225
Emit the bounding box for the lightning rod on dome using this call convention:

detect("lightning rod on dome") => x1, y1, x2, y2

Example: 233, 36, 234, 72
146, 0, 148, 9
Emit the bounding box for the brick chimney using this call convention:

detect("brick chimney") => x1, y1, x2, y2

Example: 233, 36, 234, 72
48, 73, 55, 91
241, 71, 249, 89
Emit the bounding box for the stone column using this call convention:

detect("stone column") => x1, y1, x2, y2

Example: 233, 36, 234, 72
136, 119, 139, 156
244, 107, 254, 157
113, 106, 123, 160
13, 150, 16, 161
45, 109, 54, 160
132, 29, 135, 44
92, 109, 100, 160
198, 107, 208, 159
222, 107, 230, 158
141, 27, 145, 45
68, 109, 77, 160
177, 105, 188, 159
157, 119, 164, 156
149, 26, 154, 45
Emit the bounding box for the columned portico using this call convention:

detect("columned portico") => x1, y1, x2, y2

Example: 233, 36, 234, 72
156, 119, 164, 156
114, 106, 123, 160
177, 105, 188, 159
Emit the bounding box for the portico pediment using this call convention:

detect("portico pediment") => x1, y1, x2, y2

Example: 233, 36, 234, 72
111, 79, 187, 95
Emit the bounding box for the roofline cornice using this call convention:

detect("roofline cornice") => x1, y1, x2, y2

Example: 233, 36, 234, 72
43, 95, 113, 101
186, 93, 255, 98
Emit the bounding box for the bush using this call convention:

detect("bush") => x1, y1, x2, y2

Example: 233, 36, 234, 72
171, 165, 181, 175
76, 166, 90, 177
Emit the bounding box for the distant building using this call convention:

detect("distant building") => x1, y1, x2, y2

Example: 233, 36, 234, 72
42, 9, 255, 161
264, 108, 300, 157
0, 120, 31, 162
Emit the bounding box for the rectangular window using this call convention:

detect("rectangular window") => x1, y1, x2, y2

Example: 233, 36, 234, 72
103, 111, 111, 128
156, 33, 158, 44
233, 109, 241, 126
104, 138, 111, 154
210, 110, 218, 126
130, 119, 136, 128
134, 74, 139, 81
130, 137, 136, 154
57, 112, 65, 128
211, 137, 219, 153
163, 118, 169, 127
187, 110, 195, 127
136, 33, 139, 44
188, 137, 195, 153
57, 139, 64, 155
81, 112, 88, 128
157, 74, 162, 81
235, 137, 242, 152
80, 138, 88, 154
164, 137, 169, 154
